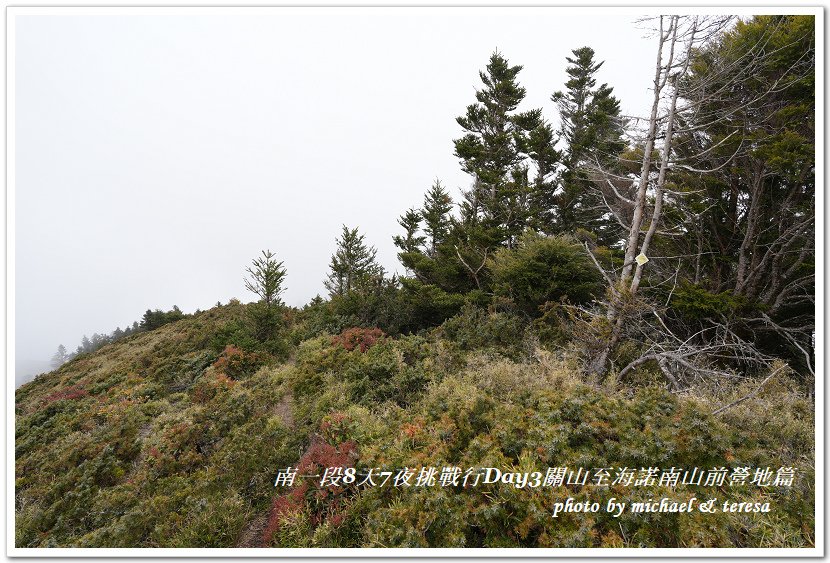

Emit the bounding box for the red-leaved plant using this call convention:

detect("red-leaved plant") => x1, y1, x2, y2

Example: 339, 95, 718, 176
331, 327, 385, 353
213, 345, 265, 378
43, 385, 88, 404
261, 418, 358, 546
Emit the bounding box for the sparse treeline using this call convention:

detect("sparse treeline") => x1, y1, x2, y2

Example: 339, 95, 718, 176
53, 15, 814, 389
50, 306, 186, 368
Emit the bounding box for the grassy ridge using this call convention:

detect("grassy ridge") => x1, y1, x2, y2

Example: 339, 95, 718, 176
15, 302, 814, 548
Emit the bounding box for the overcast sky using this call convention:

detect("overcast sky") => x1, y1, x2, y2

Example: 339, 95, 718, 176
14, 8, 664, 382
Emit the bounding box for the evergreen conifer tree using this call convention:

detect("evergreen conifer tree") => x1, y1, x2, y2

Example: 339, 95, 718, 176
421, 180, 454, 257
454, 51, 556, 250
392, 209, 424, 255
325, 225, 383, 297
50, 344, 68, 369
552, 47, 626, 244
244, 250, 287, 309
244, 249, 287, 343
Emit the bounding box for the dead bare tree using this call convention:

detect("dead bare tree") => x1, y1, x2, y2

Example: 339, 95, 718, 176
585, 16, 717, 379
580, 15, 806, 386
580, 15, 814, 391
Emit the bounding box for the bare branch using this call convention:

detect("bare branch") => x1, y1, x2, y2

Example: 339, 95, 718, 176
712, 365, 787, 415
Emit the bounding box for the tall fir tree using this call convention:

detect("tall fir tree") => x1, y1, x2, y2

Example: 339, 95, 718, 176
392, 209, 424, 255
244, 250, 287, 309
394, 180, 470, 293
525, 120, 560, 233
244, 249, 287, 342
420, 180, 453, 257
325, 225, 383, 297
454, 51, 558, 251
552, 47, 626, 245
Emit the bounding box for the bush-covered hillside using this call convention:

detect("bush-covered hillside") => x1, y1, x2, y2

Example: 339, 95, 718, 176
15, 301, 814, 548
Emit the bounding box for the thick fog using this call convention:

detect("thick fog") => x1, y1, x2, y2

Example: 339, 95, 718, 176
13, 9, 661, 385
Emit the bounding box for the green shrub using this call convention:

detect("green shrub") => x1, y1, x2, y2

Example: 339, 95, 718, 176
438, 305, 528, 358
210, 318, 261, 354
670, 283, 750, 321
293, 281, 468, 339
489, 232, 603, 316
398, 279, 466, 331
168, 493, 252, 547
342, 338, 433, 407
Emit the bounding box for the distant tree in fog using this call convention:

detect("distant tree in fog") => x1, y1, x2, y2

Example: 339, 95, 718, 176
50, 344, 68, 369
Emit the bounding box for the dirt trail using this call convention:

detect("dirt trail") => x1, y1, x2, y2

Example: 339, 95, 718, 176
237, 388, 296, 547
236, 513, 268, 548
